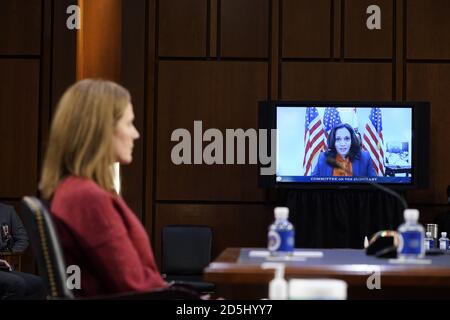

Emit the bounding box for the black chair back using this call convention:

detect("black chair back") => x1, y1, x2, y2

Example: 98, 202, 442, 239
20, 197, 200, 300
161, 225, 215, 293
21, 196, 73, 299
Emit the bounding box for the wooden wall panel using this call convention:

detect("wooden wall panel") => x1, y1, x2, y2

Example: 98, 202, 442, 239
77, 0, 122, 81
414, 205, 450, 226
270, 0, 280, 98
281, 62, 391, 100
158, 0, 207, 57
156, 61, 267, 201
333, 0, 342, 59
394, 0, 404, 100
0, 0, 41, 55
282, 0, 331, 58
3, 0, 450, 272
52, 0, 77, 113
154, 204, 273, 266
407, 0, 450, 60
0, 60, 40, 197
406, 64, 450, 204
121, 0, 147, 220
38, 0, 53, 173
0, 0, 71, 278
221, 0, 269, 58
209, 0, 218, 57
345, 0, 392, 59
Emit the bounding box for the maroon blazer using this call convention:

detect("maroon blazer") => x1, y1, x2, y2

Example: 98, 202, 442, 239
51, 176, 166, 297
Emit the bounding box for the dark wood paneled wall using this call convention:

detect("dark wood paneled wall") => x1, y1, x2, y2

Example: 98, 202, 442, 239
221, 0, 269, 58
2, 1, 450, 272
0, 0, 42, 55
0, 0, 76, 273
282, 0, 331, 58
140, 0, 450, 262
405, 0, 450, 219
156, 61, 267, 201
77, 0, 122, 81
150, 0, 274, 263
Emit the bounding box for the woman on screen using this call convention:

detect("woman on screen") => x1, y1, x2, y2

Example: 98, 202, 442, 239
39, 79, 167, 297
312, 123, 376, 177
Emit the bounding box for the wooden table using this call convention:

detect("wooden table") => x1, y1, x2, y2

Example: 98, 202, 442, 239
204, 248, 450, 299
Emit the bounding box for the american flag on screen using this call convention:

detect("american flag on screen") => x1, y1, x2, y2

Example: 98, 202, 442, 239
323, 107, 342, 141
303, 107, 326, 175
362, 107, 385, 176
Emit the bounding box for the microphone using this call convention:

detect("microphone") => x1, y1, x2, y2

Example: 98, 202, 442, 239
325, 156, 408, 211
1, 224, 9, 240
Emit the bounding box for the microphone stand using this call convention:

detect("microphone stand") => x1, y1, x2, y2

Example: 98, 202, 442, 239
364, 178, 408, 211
326, 156, 408, 211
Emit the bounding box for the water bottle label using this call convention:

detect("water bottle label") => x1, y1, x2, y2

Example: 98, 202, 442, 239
424, 239, 434, 250
399, 231, 422, 255
439, 239, 449, 250
268, 230, 294, 252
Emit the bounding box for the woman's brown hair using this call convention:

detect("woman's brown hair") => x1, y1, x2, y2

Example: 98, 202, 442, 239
39, 79, 130, 199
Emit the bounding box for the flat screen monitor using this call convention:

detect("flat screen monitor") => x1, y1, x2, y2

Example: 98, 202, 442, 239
258, 101, 430, 189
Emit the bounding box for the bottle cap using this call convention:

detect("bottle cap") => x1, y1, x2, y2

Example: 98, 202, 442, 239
442, 232, 447, 237
426, 231, 432, 237
404, 209, 419, 221
274, 207, 289, 220
288, 279, 347, 300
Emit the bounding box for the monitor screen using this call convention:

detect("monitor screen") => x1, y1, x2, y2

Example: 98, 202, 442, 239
256, 100, 431, 189
276, 105, 414, 185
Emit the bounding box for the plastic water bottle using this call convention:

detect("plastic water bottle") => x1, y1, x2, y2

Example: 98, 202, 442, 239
439, 232, 449, 250
424, 231, 434, 251
397, 209, 425, 259
268, 207, 295, 256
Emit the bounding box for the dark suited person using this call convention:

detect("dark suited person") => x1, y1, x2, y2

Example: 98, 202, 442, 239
0, 204, 46, 299
0, 259, 45, 300
0, 203, 29, 252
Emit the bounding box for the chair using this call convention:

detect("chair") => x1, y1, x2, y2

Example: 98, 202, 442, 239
161, 225, 215, 293
20, 196, 198, 300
